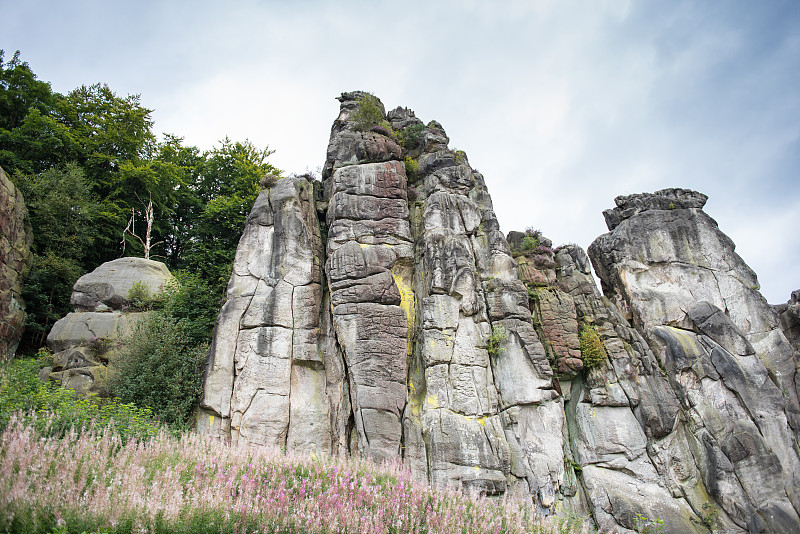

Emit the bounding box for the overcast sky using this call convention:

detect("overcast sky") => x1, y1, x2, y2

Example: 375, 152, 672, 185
3, 0, 799, 303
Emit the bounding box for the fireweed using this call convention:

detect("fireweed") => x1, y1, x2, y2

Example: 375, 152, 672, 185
0, 415, 587, 534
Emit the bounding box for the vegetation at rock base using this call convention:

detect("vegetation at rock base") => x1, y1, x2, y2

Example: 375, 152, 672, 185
578, 324, 607, 370
0, 354, 161, 442
109, 272, 218, 428
0, 414, 586, 534
1, 50, 279, 353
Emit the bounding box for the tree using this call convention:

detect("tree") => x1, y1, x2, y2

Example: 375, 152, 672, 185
14, 164, 97, 349
182, 138, 279, 292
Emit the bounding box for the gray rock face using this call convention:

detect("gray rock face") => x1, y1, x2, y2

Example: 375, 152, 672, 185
45, 257, 171, 394
588, 188, 800, 533
200, 177, 329, 450
776, 290, 800, 351
0, 166, 32, 358
199, 96, 799, 533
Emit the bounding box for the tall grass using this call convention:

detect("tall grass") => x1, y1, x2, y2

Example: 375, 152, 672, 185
0, 415, 586, 534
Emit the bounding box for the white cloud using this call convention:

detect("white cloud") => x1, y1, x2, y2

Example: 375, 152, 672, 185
3, 0, 798, 302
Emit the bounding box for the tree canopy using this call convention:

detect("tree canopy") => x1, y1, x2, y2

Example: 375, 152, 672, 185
0, 50, 281, 352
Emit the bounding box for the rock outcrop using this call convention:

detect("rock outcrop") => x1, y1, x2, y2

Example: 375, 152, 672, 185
200, 94, 799, 533
776, 290, 800, 351
588, 189, 800, 533
0, 166, 32, 359
44, 257, 172, 394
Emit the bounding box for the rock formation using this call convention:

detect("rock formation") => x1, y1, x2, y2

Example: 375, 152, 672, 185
200, 93, 800, 533
44, 257, 172, 394
0, 165, 32, 359
776, 290, 800, 351
588, 189, 800, 533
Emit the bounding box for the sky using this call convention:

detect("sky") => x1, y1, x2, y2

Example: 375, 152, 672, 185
3, 0, 799, 303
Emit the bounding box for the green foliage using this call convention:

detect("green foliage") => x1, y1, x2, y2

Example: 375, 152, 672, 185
404, 155, 420, 181
398, 122, 425, 150
109, 271, 218, 428
126, 280, 153, 310
0, 353, 161, 441
352, 93, 384, 132
486, 325, 508, 357
1, 52, 280, 351
579, 324, 607, 370
521, 228, 543, 252
108, 313, 208, 429
633, 514, 664, 534
159, 271, 220, 346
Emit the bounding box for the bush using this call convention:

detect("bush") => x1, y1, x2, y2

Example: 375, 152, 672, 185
0, 353, 161, 441
352, 93, 384, 131
260, 173, 279, 189
109, 313, 208, 429
486, 325, 508, 357
399, 123, 425, 150
404, 156, 420, 181
159, 270, 220, 346
126, 280, 156, 310
579, 324, 607, 369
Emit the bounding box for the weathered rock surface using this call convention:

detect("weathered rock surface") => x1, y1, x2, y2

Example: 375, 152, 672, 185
45, 258, 171, 394
775, 289, 800, 351
0, 166, 32, 358
588, 188, 800, 533
71, 257, 173, 312
199, 95, 799, 533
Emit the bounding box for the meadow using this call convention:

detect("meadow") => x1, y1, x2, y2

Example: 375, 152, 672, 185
0, 358, 586, 534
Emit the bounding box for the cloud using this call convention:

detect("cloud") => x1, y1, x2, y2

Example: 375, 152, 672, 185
3, 0, 798, 303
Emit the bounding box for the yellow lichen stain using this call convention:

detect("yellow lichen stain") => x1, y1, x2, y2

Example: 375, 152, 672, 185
663, 326, 702, 356
391, 263, 416, 355
476, 417, 486, 426
209, 414, 215, 427
359, 243, 369, 249
426, 394, 439, 408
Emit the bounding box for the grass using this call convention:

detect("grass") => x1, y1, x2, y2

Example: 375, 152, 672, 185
0, 415, 586, 534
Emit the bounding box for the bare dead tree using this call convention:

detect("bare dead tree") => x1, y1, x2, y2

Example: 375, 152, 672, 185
121, 193, 163, 260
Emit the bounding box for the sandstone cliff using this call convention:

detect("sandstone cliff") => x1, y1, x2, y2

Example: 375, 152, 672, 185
0, 165, 33, 359
200, 93, 800, 533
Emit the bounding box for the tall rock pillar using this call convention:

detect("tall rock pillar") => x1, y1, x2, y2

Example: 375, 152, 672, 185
0, 166, 32, 358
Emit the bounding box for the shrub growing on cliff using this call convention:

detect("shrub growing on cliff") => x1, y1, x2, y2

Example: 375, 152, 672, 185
579, 324, 607, 369
352, 93, 384, 132
486, 325, 508, 357
399, 122, 425, 150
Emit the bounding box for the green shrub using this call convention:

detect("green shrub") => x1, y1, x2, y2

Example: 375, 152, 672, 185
579, 324, 607, 369
521, 229, 543, 252
399, 123, 425, 150
486, 325, 508, 357
127, 280, 154, 310
0, 353, 161, 441
351, 93, 384, 131
404, 156, 420, 181
109, 313, 208, 429
159, 270, 220, 346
